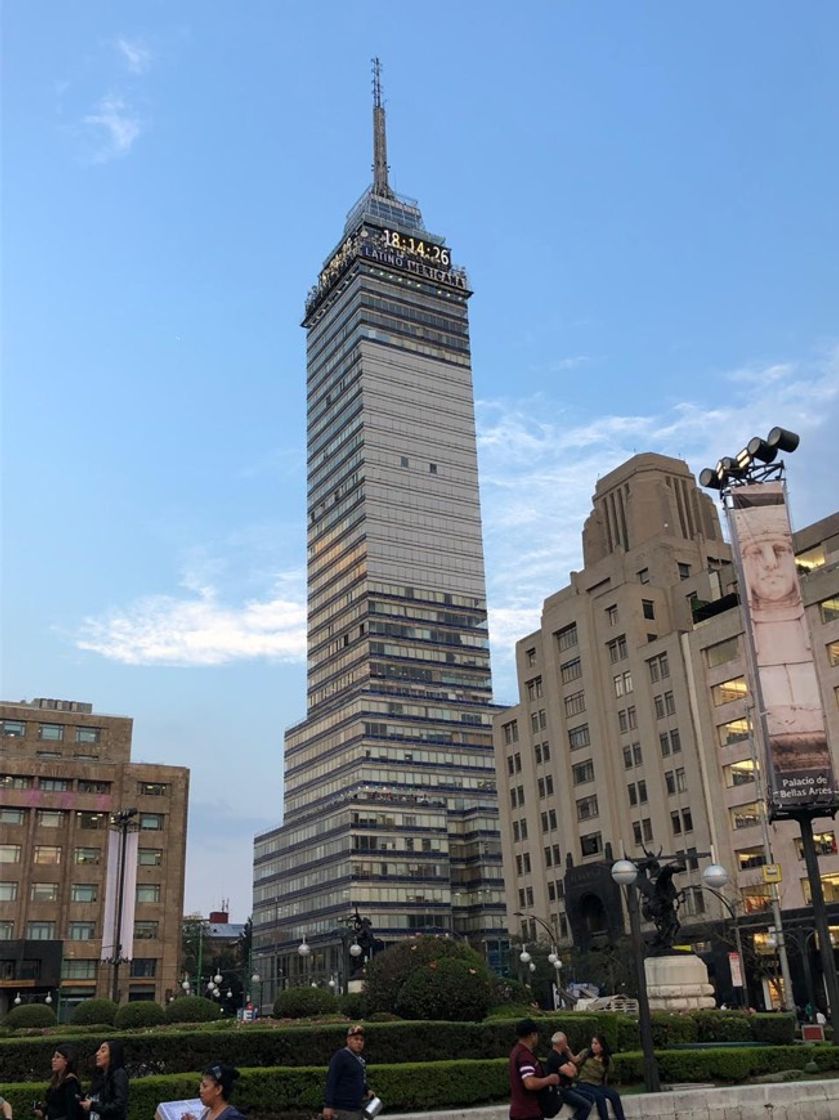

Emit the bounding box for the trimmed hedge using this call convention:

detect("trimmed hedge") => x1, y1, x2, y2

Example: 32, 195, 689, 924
5, 1050, 839, 1120
164, 997, 221, 1024
612, 1043, 839, 1084
114, 1002, 167, 1030
0, 1010, 797, 1084
0, 1017, 613, 1081
273, 987, 337, 1019
395, 959, 493, 1022
71, 1000, 119, 1027
2, 1004, 57, 1029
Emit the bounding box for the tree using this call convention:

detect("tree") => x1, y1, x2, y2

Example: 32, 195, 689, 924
364, 935, 492, 1017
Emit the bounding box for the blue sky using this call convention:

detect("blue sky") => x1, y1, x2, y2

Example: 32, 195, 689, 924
3, 1, 838, 920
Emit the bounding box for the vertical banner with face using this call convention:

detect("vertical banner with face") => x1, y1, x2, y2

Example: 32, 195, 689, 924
728, 482, 838, 819
100, 828, 139, 961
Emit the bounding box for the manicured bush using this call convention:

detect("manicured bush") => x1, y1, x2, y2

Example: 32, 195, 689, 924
0, 1011, 804, 1085
7, 1048, 839, 1120
164, 996, 222, 1024
751, 1012, 796, 1045
650, 1011, 698, 1048
338, 991, 365, 1019
364, 935, 489, 1015
3, 1004, 57, 1029
272, 986, 337, 1019
114, 1001, 166, 1029
614, 1014, 640, 1052
395, 958, 493, 1022
0, 1016, 616, 1081
692, 1010, 752, 1042
71, 999, 119, 1027
488, 975, 532, 1010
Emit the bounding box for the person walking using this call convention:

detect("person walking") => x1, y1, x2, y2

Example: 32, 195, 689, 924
34, 1045, 83, 1120
545, 1032, 591, 1120
183, 1063, 245, 1120
323, 1025, 372, 1120
508, 1019, 561, 1120
79, 1040, 128, 1120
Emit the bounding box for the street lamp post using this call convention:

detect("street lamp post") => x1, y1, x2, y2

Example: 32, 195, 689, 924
611, 859, 660, 1093
298, 935, 312, 985
514, 910, 565, 1006
108, 808, 138, 1004
797, 815, 839, 1030
700, 865, 747, 1007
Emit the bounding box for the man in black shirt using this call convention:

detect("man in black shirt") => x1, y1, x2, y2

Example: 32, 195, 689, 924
324, 1025, 371, 1120
545, 1031, 591, 1120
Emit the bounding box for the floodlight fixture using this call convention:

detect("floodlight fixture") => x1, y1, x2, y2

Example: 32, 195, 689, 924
699, 467, 723, 490
766, 426, 800, 454
735, 447, 752, 473
746, 437, 777, 464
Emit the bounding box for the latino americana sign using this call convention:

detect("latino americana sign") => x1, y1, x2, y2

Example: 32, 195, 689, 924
728, 482, 839, 820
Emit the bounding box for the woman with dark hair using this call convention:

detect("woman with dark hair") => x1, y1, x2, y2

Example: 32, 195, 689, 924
573, 1036, 625, 1120
34, 1046, 83, 1120
183, 1064, 245, 1120
79, 1041, 128, 1120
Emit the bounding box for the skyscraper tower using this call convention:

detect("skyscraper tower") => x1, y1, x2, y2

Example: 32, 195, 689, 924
252, 62, 505, 1000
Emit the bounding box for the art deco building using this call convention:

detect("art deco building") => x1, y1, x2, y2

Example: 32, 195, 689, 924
0, 698, 188, 1016
494, 453, 839, 1009
253, 67, 505, 1001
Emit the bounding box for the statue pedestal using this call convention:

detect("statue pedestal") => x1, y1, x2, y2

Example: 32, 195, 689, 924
645, 953, 715, 1011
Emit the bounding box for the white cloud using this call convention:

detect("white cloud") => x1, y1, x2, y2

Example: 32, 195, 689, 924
76, 346, 838, 685
115, 37, 152, 75
479, 344, 839, 694
77, 572, 306, 666
82, 94, 142, 162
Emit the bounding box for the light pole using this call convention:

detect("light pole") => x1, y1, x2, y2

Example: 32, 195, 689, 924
514, 910, 565, 1006
699, 864, 747, 1007
298, 935, 311, 985
108, 808, 138, 1004
611, 858, 660, 1093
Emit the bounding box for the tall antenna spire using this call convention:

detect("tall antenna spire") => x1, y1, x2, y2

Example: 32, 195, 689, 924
371, 57, 394, 198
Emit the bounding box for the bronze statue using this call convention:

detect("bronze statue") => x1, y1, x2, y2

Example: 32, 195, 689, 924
633, 853, 687, 955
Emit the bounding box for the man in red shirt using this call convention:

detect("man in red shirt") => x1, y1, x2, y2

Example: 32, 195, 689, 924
508, 1018, 561, 1120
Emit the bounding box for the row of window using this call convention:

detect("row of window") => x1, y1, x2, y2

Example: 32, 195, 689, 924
0, 879, 162, 903
1, 775, 169, 796
1, 722, 102, 742
519, 596, 835, 718
0, 809, 165, 830
0, 845, 163, 866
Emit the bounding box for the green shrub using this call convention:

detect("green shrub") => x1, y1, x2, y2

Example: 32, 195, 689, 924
71, 999, 119, 1027
114, 1001, 166, 1029
751, 1012, 796, 1045
364, 936, 489, 1015
488, 975, 532, 1009
395, 958, 493, 1022
614, 1014, 640, 1052
692, 1010, 751, 1042
6, 1048, 839, 1120
2, 1012, 800, 1084
338, 991, 365, 1019
650, 1011, 698, 1048
272, 987, 337, 1019
164, 996, 222, 1024
367, 1011, 401, 1022
3, 1004, 57, 1029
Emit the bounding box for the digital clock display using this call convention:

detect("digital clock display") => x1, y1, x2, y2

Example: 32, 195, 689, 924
381, 229, 451, 266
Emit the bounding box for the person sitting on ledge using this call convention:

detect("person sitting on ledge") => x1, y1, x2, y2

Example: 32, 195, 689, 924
572, 1035, 625, 1120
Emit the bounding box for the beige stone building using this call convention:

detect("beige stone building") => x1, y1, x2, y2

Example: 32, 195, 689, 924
0, 698, 189, 1016
494, 453, 839, 1007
